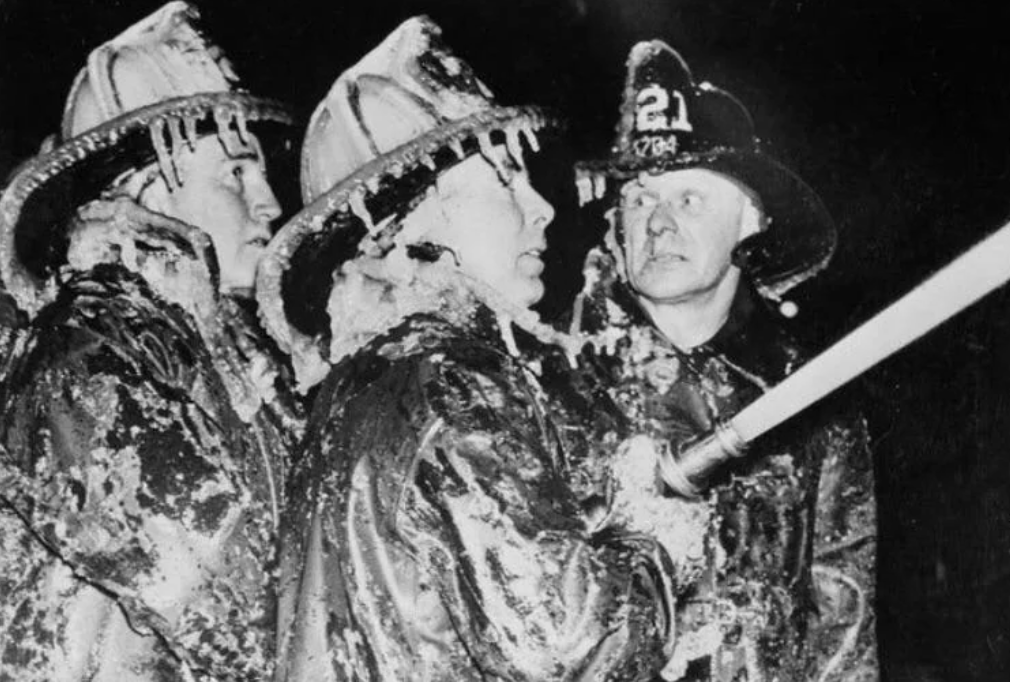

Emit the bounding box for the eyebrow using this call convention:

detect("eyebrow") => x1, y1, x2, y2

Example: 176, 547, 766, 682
226, 151, 263, 162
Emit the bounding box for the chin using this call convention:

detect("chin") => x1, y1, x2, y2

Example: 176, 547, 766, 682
633, 265, 700, 298
510, 280, 544, 309
526, 278, 546, 306
633, 278, 688, 302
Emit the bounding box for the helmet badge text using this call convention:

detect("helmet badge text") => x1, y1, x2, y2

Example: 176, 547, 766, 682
633, 84, 693, 159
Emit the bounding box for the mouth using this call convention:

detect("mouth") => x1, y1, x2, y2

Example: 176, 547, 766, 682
518, 249, 545, 274
247, 237, 269, 248
648, 251, 686, 264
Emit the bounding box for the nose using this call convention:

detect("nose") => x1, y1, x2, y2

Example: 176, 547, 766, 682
518, 181, 555, 245
246, 169, 283, 226
646, 202, 678, 237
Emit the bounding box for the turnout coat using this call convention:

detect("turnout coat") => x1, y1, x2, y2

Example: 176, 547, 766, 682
0, 238, 302, 681
275, 301, 677, 682
547, 252, 878, 682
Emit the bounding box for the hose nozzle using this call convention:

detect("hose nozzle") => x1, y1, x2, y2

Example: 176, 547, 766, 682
657, 422, 748, 498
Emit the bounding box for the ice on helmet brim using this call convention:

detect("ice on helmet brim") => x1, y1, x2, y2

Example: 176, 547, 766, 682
573, 147, 837, 302
0, 91, 296, 317
256, 105, 561, 356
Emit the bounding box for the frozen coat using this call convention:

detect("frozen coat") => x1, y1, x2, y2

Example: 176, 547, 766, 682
0, 260, 302, 681
549, 257, 877, 682
275, 303, 677, 682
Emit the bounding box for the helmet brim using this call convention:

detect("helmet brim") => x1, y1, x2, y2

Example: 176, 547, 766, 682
575, 148, 836, 300
0, 91, 296, 316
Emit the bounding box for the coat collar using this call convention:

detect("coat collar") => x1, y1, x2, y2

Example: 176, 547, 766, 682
587, 271, 805, 386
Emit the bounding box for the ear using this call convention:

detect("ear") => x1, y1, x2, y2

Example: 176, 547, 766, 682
108, 162, 175, 216
739, 194, 765, 241
139, 176, 172, 213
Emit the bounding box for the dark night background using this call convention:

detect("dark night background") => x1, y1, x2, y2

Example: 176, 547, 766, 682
2, 0, 1010, 679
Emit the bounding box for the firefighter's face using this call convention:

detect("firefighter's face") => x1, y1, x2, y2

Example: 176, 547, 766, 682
163, 135, 282, 297
617, 168, 758, 305
424, 146, 555, 308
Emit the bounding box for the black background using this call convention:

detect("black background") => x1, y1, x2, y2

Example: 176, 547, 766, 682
2, 1, 1010, 679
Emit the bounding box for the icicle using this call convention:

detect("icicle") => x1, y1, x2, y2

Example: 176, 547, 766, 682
234, 108, 250, 146
448, 138, 465, 160
183, 113, 199, 151
364, 174, 381, 194
565, 345, 578, 369
348, 190, 374, 232
213, 105, 239, 156
213, 105, 232, 134
476, 78, 494, 100
504, 127, 525, 169
149, 119, 179, 191
166, 118, 186, 185
592, 174, 607, 200
477, 131, 507, 180
496, 312, 520, 357
521, 126, 540, 153
576, 172, 593, 206
476, 131, 495, 160
167, 117, 184, 154
389, 161, 405, 178
420, 152, 436, 171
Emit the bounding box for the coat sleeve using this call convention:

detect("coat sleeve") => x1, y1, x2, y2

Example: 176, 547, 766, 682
0, 312, 267, 678
408, 360, 676, 681
808, 413, 878, 681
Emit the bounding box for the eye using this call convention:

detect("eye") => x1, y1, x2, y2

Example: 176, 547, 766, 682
679, 190, 705, 214
219, 163, 243, 186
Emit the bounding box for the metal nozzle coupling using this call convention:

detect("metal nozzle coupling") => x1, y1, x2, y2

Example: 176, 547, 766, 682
657, 422, 749, 498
